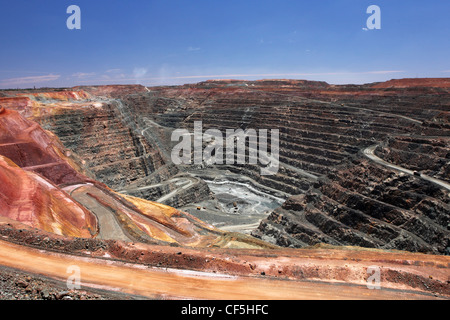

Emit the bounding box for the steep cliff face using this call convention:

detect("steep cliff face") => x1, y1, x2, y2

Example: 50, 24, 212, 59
0, 107, 89, 186
0, 107, 97, 237
37, 102, 165, 190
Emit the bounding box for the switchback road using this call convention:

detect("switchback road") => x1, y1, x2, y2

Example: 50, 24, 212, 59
364, 145, 450, 193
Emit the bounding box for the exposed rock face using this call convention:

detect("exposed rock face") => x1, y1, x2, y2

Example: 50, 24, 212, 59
0, 107, 97, 237
80, 78, 447, 255
0, 78, 448, 254
377, 135, 449, 181
38, 102, 165, 190
254, 158, 449, 254
0, 101, 275, 249
0, 155, 98, 237
1, 79, 450, 301
0, 107, 90, 186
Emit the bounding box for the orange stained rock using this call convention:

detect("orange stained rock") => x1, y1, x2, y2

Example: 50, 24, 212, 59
0, 156, 97, 237
16, 90, 91, 101
0, 91, 93, 121
0, 108, 99, 236
0, 107, 273, 247
0, 108, 88, 181
121, 193, 218, 235
119, 193, 278, 248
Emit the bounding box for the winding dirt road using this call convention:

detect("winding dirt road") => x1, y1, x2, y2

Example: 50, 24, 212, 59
364, 145, 450, 192
65, 184, 133, 242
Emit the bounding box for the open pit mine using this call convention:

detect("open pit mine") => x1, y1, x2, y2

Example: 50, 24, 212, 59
0, 78, 448, 300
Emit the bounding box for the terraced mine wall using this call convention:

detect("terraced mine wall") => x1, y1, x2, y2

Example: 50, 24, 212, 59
27, 97, 211, 209
36, 103, 165, 190
102, 80, 449, 255
6, 79, 448, 255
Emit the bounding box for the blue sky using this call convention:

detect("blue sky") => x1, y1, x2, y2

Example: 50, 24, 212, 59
0, 0, 449, 89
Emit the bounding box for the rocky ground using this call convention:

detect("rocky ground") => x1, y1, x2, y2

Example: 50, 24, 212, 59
0, 266, 136, 300
0, 216, 448, 300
